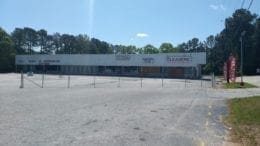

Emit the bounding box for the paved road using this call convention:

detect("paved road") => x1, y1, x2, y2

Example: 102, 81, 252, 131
0, 74, 259, 146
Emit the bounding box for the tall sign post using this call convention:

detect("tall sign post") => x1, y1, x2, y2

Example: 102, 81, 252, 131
240, 31, 246, 86
229, 55, 236, 83
224, 54, 237, 84
20, 70, 24, 88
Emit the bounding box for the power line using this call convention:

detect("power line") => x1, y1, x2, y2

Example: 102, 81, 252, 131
241, 0, 246, 8
247, 0, 254, 10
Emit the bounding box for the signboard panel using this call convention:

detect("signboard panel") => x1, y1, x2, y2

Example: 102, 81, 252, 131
229, 55, 236, 83
223, 55, 237, 83
16, 53, 206, 67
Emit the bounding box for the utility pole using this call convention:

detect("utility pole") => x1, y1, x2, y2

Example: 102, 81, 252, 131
240, 31, 246, 86
68, 47, 71, 88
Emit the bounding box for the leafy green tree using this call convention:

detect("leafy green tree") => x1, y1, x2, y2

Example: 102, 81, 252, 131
122, 45, 137, 54
24, 27, 38, 54
253, 18, 260, 72
177, 43, 188, 52
141, 44, 159, 54
205, 35, 216, 49
74, 35, 91, 54
186, 38, 200, 52
44, 35, 54, 54
52, 33, 62, 54
60, 34, 76, 54
203, 35, 217, 73
0, 28, 16, 72
90, 38, 112, 54
11, 28, 26, 54
37, 29, 48, 54
159, 43, 179, 53
223, 9, 257, 74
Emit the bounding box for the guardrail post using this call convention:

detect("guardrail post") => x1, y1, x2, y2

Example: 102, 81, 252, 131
211, 73, 215, 88
93, 76, 96, 88
20, 70, 24, 88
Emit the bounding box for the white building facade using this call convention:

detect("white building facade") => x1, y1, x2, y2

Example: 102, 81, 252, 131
16, 53, 206, 78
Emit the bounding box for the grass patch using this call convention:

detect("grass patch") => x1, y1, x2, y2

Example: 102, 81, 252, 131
226, 96, 260, 146
224, 82, 257, 89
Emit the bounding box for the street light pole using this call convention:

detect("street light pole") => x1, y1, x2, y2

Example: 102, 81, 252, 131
240, 31, 246, 86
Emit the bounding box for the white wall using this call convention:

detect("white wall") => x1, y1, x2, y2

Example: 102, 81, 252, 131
16, 53, 206, 67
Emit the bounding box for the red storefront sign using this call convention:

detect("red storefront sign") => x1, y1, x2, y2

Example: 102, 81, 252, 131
229, 56, 236, 83
223, 55, 236, 83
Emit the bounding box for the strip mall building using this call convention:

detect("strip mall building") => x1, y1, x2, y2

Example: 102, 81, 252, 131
15, 53, 206, 79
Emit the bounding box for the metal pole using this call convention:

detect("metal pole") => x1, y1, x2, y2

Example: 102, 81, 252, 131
68, 66, 70, 88
118, 66, 121, 87
211, 72, 215, 88
240, 36, 244, 84
240, 31, 246, 85
42, 73, 44, 88
20, 70, 24, 88
141, 77, 143, 88
68, 48, 71, 88
211, 73, 213, 88
201, 78, 203, 87
185, 76, 187, 88
161, 67, 164, 88
42, 65, 44, 88
93, 75, 96, 88
140, 67, 143, 88
118, 76, 121, 87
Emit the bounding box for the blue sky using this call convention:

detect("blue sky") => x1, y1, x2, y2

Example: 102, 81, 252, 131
0, 0, 259, 47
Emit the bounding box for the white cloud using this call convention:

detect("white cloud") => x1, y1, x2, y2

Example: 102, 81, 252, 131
219, 4, 226, 11
210, 4, 226, 11
136, 33, 149, 38
210, 5, 218, 10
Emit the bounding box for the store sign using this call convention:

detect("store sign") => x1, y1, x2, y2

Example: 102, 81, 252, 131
17, 60, 24, 63
167, 56, 192, 64
28, 60, 37, 63
16, 53, 206, 67
142, 58, 155, 64
39, 60, 60, 65
223, 55, 237, 83
229, 55, 236, 83
115, 55, 131, 61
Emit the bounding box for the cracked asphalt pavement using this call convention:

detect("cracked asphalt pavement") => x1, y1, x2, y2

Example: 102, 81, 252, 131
0, 74, 259, 146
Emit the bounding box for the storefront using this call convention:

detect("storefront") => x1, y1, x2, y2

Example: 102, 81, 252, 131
16, 53, 206, 79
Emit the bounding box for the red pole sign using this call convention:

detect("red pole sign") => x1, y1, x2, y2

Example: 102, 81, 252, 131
229, 55, 236, 83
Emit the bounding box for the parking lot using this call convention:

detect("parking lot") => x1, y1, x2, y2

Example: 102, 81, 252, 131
0, 73, 259, 146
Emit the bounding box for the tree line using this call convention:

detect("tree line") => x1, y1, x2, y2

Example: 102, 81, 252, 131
8, 28, 204, 55
0, 9, 259, 74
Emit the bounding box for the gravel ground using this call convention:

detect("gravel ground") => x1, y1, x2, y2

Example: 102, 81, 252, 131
0, 73, 259, 146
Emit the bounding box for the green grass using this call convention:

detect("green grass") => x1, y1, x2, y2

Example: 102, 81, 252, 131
224, 82, 257, 89
227, 96, 260, 125
226, 96, 260, 145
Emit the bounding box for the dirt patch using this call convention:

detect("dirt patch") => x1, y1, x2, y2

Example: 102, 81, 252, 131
225, 96, 260, 146
226, 125, 260, 146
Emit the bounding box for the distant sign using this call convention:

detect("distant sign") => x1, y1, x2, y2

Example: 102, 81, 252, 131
39, 59, 60, 65
115, 55, 131, 61
142, 58, 155, 64
223, 55, 236, 83
16, 53, 206, 67
229, 55, 236, 83
167, 56, 192, 64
